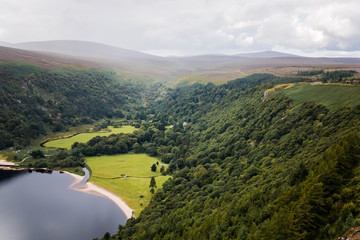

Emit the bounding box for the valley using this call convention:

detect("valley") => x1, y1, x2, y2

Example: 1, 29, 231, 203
1, 42, 360, 240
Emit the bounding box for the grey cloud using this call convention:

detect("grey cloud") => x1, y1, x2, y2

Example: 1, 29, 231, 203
0, 0, 359, 56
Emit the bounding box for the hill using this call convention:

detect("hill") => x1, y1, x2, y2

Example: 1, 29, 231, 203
0, 46, 103, 70
14, 40, 166, 62
101, 74, 360, 240
12, 40, 176, 83
0, 61, 141, 149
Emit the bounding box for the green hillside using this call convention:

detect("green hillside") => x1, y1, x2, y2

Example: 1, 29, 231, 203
0, 61, 141, 149
279, 83, 360, 111
103, 75, 360, 240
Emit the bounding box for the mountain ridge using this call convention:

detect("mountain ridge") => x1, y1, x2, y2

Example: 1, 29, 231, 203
1, 40, 360, 86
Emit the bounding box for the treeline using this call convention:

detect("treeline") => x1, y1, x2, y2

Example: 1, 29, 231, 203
93, 74, 360, 239
297, 69, 324, 76
296, 69, 358, 83
153, 74, 302, 125
71, 122, 189, 174
27, 149, 84, 169
0, 62, 142, 149
321, 70, 357, 83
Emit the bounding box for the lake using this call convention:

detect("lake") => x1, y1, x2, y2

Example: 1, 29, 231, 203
0, 169, 127, 240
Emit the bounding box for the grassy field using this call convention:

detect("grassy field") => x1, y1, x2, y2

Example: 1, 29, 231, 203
279, 83, 360, 111
32, 124, 93, 147
44, 125, 137, 149
86, 154, 169, 216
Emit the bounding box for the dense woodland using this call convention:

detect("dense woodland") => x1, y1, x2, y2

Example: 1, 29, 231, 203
0, 62, 141, 149
297, 69, 358, 83
95, 74, 359, 239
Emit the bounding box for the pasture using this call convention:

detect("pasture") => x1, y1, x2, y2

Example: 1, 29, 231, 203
44, 125, 137, 149
86, 154, 169, 216
279, 83, 360, 111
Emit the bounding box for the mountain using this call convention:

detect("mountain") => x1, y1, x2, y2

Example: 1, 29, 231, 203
0, 41, 12, 48
12, 40, 176, 83
0, 45, 107, 69
235, 50, 298, 58
3, 40, 360, 86
14, 40, 166, 62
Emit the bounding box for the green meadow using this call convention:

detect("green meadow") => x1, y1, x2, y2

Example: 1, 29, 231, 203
44, 125, 136, 149
86, 154, 169, 216
279, 83, 360, 111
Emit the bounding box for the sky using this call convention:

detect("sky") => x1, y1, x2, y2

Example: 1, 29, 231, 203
1, 0, 360, 57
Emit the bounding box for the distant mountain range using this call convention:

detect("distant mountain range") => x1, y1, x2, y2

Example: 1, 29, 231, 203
1, 40, 360, 85
235, 51, 298, 58
13, 40, 165, 62
0, 40, 298, 60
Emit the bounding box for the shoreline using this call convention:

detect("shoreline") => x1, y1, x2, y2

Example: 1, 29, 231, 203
0, 159, 18, 167
0, 159, 135, 219
64, 171, 134, 219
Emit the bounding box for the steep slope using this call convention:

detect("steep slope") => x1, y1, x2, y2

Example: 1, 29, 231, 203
108, 75, 360, 240
0, 46, 103, 69
0, 61, 141, 149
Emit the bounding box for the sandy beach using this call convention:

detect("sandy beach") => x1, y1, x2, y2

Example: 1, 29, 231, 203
65, 171, 134, 219
0, 159, 19, 170
0, 159, 17, 166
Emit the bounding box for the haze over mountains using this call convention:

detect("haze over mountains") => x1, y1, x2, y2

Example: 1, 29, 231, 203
1, 40, 360, 85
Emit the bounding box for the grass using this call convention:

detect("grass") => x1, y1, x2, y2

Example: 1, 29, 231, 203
279, 83, 360, 111
265, 83, 294, 95
86, 154, 169, 217
32, 124, 93, 147
44, 125, 137, 149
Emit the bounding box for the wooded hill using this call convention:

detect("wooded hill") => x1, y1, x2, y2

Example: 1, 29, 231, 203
99, 74, 360, 240
0, 61, 141, 149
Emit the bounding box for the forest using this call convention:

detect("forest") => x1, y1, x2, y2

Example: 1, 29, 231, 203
98, 74, 359, 239
0, 62, 142, 149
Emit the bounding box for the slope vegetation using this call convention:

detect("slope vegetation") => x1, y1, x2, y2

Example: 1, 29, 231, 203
109, 74, 360, 240
0, 61, 141, 149
279, 83, 360, 111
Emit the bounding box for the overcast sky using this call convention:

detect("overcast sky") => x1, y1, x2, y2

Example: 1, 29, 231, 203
1, 0, 360, 57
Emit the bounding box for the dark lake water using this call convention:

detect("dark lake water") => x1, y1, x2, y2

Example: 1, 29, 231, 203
0, 169, 127, 240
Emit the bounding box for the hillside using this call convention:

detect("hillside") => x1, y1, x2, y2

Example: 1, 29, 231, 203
14, 40, 167, 63
11, 40, 176, 83
99, 74, 360, 240
279, 83, 360, 111
0, 46, 103, 70
0, 61, 141, 149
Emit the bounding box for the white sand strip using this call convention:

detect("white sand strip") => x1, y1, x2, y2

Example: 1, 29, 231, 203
0, 159, 17, 166
64, 171, 134, 219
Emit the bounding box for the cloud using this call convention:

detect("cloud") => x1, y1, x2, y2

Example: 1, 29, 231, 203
0, 0, 359, 56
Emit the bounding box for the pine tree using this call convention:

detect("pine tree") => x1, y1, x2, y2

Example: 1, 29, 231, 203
149, 177, 157, 195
